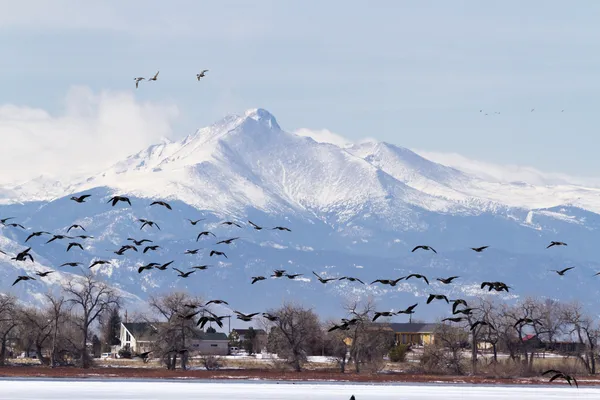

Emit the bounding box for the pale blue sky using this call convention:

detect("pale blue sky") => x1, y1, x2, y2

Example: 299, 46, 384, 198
2, 0, 600, 177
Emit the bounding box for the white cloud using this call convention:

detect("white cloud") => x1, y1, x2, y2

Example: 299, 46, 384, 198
413, 149, 600, 188
294, 128, 355, 148
1, 86, 179, 185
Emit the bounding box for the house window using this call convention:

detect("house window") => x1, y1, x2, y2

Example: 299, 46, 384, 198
211, 344, 218, 347
126, 332, 130, 342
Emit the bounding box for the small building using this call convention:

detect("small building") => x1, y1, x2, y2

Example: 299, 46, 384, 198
120, 322, 159, 353
190, 331, 229, 355
386, 323, 437, 346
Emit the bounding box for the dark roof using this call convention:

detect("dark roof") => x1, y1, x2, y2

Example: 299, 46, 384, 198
233, 328, 267, 336
123, 322, 161, 341
385, 323, 438, 333
199, 332, 228, 341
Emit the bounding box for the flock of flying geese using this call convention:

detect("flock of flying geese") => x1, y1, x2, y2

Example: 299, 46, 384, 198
133, 69, 209, 88
0, 194, 583, 387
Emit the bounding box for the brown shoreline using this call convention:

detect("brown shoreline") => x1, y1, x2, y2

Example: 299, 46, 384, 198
0, 366, 599, 387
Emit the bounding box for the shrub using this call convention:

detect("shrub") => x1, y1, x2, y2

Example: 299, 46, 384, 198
118, 348, 132, 359
389, 344, 409, 363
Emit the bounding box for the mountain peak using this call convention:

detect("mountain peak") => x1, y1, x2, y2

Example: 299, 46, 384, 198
241, 108, 280, 131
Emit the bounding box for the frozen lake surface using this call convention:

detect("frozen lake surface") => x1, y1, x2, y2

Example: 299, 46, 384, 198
1, 379, 598, 399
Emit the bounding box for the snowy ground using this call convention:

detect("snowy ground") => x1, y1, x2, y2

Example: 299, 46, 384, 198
1, 379, 597, 399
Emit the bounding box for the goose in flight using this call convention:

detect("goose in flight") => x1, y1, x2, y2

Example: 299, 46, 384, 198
437, 276, 459, 284
184, 249, 200, 255
197, 313, 226, 329
60, 262, 82, 267
196, 231, 216, 241
70, 194, 91, 203
216, 237, 240, 245
196, 69, 209, 80
46, 234, 73, 244
76, 235, 94, 239
271, 226, 291, 232
542, 369, 578, 388
451, 299, 468, 314
262, 313, 279, 321
148, 71, 159, 81
113, 245, 138, 255
443, 317, 466, 323
338, 276, 365, 284
547, 241, 567, 249
412, 245, 437, 254
173, 268, 195, 278
396, 303, 418, 315
138, 263, 159, 274
89, 260, 110, 269
372, 311, 395, 322
248, 220, 263, 230
192, 265, 210, 270
12, 247, 34, 262
209, 250, 227, 258
139, 219, 160, 230
251, 276, 266, 284
143, 245, 160, 253
513, 318, 542, 328
234, 311, 260, 321
0, 217, 15, 225
426, 294, 449, 304
453, 307, 476, 316
177, 310, 201, 320
154, 260, 174, 270
187, 218, 205, 225
66, 242, 84, 252
221, 221, 242, 228
405, 273, 429, 285
35, 270, 54, 277
12, 275, 35, 286
150, 200, 172, 210
285, 273, 303, 279
67, 224, 86, 233
312, 271, 337, 283
481, 281, 510, 292
134, 77, 145, 88
5, 223, 25, 229
107, 196, 131, 207
370, 278, 404, 286
205, 299, 229, 306
551, 267, 574, 276
128, 238, 153, 246
271, 269, 286, 278
25, 231, 51, 243
471, 246, 489, 252
470, 320, 495, 331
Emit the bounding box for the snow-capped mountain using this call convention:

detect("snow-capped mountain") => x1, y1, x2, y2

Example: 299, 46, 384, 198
2, 108, 600, 322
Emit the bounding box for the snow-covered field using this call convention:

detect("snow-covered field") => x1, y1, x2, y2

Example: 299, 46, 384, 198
1, 379, 597, 399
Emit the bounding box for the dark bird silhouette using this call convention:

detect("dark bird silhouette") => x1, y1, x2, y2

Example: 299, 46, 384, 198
12, 247, 33, 262
184, 249, 200, 255
107, 196, 131, 207
12, 275, 35, 286
0, 217, 15, 224
205, 299, 229, 306
134, 77, 145, 88
66, 242, 84, 252
196, 231, 216, 241
138, 263, 159, 274
285, 273, 303, 279
471, 246, 489, 252
328, 323, 351, 332
35, 270, 54, 277
187, 218, 205, 225
60, 262, 82, 267
216, 237, 240, 245
209, 250, 227, 258
173, 268, 195, 278
154, 261, 174, 271
46, 234, 73, 244
148, 71, 159, 81
371, 278, 404, 286
470, 321, 495, 331
89, 260, 110, 269
451, 299, 469, 314
312, 271, 337, 283
248, 220, 263, 230
127, 238, 153, 246
113, 245, 138, 255
234, 311, 260, 322
5, 223, 25, 229
338, 276, 365, 284
196, 69, 209, 80
427, 294, 449, 304
443, 317, 466, 323
412, 245, 437, 254
437, 276, 459, 284
25, 231, 51, 242
551, 267, 575, 276
192, 265, 210, 270
542, 369, 578, 388
197, 314, 226, 329
150, 201, 172, 210
514, 318, 542, 328
372, 311, 395, 322
70, 194, 91, 203
396, 303, 418, 315
0, 249, 5, 255
177, 310, 201, 320
453, 307, 476, 316
221, 221, 242, 228
139, 219, 160, 230
271, 269, 286, 278
405, 273, 429, 285
66, 224, 86, 233
481, 281, 511, 292
76, 235, 94, 239
547, 241, 567, 249
262, 313, 279, 321
143, 245, 160, 253
251, 276, 266, 284
271, 226, 291, 232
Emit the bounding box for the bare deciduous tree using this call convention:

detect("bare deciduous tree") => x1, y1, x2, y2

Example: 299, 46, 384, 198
0, 295, 18, 366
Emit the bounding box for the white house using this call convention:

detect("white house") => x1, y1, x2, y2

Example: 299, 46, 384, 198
119, 322, 160, 353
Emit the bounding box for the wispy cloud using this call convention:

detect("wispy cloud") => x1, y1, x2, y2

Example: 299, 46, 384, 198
0, 86, 179, 185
